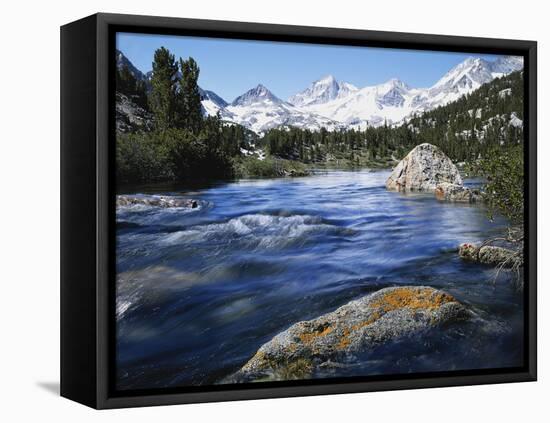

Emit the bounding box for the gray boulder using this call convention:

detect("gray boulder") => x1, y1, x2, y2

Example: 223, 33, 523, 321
435, 182, 483, 203
228, 286, 469, 383
117, 195, 199, 209
386, 143, 463, 192
459, 243, 523, 267
457, 243, 479, 261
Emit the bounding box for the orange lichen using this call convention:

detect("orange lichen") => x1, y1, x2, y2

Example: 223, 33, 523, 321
370, 288, 454, 313
298, 324, 333, 345
286, 343, 298, 353
351, 311, 382, 331
332, 289, 454, 351
336, 311, 382, 350
336, 328, 351, 349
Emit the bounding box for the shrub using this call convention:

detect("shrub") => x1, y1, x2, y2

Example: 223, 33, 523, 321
233, 156, 309, 178
477, 144, 524, 223
116, 128, 236, 184
116, 132, 174, 183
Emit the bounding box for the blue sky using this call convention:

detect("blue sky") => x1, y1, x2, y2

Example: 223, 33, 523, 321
117, 32, 506, 102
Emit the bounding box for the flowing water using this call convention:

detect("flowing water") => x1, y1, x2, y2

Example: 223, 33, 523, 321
115, 169, 524, 390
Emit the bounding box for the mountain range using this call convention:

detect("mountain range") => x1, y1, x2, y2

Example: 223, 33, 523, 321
116, 50, 523, 134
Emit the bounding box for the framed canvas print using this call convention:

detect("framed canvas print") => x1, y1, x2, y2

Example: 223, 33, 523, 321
60, 13, 537, 409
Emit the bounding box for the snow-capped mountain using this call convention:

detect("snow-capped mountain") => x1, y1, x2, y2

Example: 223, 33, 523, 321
418, 56, 523, 109
224, 84, 343, 133
198, 87, 232, 118
116, 50, 523, 134
299, 78, 424, 129
288, 75, 358, 107
231, 84, 281, 107
200, 88, 228, 108
490, 56, 524, 74
294, 56, 523, 130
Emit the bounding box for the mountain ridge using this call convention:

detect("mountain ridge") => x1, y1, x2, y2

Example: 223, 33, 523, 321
116, 51, 522, 134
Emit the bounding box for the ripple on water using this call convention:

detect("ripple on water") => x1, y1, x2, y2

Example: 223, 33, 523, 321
155, 212, 356, 251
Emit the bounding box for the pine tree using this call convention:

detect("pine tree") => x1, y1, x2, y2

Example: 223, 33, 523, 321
149, 47, 179, 131
134, 80, 149, 110
178, 57, 203, 133
116, 65, 137, 96
116, 65, 149, 111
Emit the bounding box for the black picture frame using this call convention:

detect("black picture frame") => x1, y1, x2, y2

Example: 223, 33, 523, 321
61, 12, 537, 409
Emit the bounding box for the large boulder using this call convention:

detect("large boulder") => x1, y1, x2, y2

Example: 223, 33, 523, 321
386, 143, 463, 192
228, 286, 469, 382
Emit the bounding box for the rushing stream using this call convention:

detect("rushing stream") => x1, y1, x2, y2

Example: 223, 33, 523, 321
115, 169, 524, 390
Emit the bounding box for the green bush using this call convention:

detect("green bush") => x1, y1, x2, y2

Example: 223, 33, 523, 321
116, 132, 174, 183
233, 156, 309, 178
476, 144, 524, 223
116, 128, 236, 184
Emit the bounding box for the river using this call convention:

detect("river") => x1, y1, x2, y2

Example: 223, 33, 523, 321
115, 169, 524, 390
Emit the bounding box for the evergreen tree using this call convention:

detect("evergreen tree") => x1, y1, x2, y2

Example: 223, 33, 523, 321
116, 65, 149, 111
116, 65, 137, 95
134, 79, 149, 110
178, 57, 203, 133
149, 47, 179, 131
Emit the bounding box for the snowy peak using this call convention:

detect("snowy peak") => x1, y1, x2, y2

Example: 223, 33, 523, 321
432, 56, 493, 92
375, 79, 411, 108
430, 55, 522, 95
199, 88, 228, 108
225, 83, 343, 133
231, 84, 282, 106
312, 74, 338, 88
386, 78, 409, 88
377, 78, 411, 94
490, 56, 524, 74
288, 75, 358, 107
199, 87, 231, 118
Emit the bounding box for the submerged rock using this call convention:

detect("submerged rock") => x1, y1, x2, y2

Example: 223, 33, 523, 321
459, 243, 523, 267
386, 143, 463, 192
117, 195, 199, 209
435, 182, 483, 203
229, 286, 469, 382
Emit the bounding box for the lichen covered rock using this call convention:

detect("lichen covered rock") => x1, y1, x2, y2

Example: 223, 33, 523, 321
435, 182, 483, 203
386, 143, 463, 192
458, 243, 478, 261
478, 246, 518, 266
229, 286, 469, 382
459, 243, 523, 267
